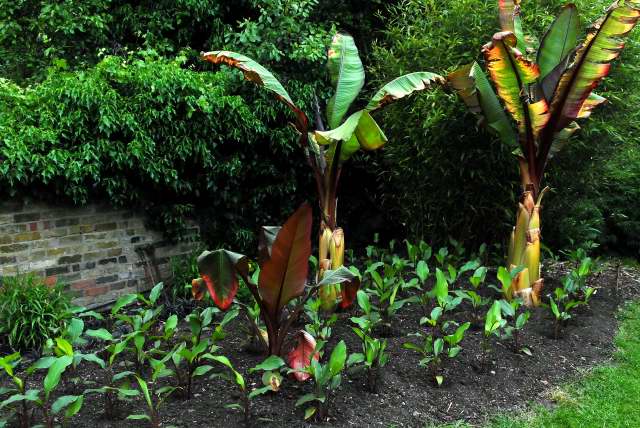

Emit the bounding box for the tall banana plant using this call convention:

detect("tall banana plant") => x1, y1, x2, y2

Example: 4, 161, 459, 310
448, 0, 640, 306
203, 32, 444, 311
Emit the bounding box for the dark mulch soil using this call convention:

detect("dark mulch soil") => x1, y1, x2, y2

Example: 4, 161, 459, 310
4, 262, 640, 428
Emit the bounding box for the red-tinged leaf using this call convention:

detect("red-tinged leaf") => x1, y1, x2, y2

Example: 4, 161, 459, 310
201, 51, 309, 132
258, 203, 313, 320
365, 72, 444, 112
258, 226, 281, 265
447, 63, 482, 116
340, 277, 361, 309
197, 250, 248, 310
549, 3, 640, 132
498, 0, 526, 52
577, 93, 607, 119
539, 1, 640, 171
483, 32, 549, 139
191, 278, 205, 301
498, 0, 520, 34
287, 331, 318, 382
448, 62, 518, 147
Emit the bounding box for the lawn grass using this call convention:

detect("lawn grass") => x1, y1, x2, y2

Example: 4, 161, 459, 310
489, 301, 640, 428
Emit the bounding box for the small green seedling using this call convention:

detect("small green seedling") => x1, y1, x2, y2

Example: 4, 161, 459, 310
209, 354, 286, 426
294, 340, 347, 422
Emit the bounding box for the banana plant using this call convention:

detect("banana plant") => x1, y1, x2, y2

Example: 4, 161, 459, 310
202, 32, 444, 311
448, 0, 640, 305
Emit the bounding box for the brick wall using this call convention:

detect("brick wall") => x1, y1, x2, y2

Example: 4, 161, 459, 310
0, 200, 199, 308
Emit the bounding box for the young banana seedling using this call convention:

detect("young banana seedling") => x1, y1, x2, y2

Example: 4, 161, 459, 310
0, 351, 84, 428
209, 354, 287, 426
293, 340, 348, 422
348, 290, 388, 392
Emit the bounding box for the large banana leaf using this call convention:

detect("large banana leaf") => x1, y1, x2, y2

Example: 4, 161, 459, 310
448, 62, 517, 147
197, 249, 249, 310
547, 2, 640, 133
355, 112, 387, 151
364, 72, 444, 112
537, 4, 581, 79
201, 51, 308, 131
314, 110, 388, 163
259, 203, 313, 320
498, 0, 526, 52
326, 33, 365, 129
483, 32, 549, 139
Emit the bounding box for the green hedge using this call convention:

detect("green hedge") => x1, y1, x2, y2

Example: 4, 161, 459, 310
0, 54, 311, 247
368, 0, 640, 255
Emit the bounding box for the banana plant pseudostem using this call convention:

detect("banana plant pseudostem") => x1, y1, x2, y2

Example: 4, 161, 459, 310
202, 32, 444, 311
448, 0, 640, 306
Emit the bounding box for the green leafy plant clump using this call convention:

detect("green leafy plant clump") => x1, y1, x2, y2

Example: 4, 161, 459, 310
0, 274, 74, 352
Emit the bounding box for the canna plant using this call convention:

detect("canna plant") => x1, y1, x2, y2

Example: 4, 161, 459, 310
448, 0, 640, 306
192, 203, 359, 357
202, 32, 444, 311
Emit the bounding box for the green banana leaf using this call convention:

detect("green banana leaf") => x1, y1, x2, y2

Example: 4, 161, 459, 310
326, 33, 365, 129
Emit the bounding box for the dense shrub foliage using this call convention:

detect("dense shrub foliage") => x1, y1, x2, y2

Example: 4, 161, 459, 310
369, 0, 640, 255
0, 274, 72, 352
0, 55, 310, 245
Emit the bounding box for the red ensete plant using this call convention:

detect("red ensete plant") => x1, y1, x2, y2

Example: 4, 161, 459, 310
191, 203, 359, 358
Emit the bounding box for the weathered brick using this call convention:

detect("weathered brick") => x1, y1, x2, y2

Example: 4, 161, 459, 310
29, 222, 38, 231
47, 248, 66, 256
59, 272, 81, 283
95, 222, 117, 232
14, 231, 41, 242
110, 281, 127, 291
45, 266, 69, 276
83, 252, 100, 261
14, 212, 40, 223
58, 254, 82, 264
60, 235, 82, 245
84, 285, 109, 297
118, 256, 127, 263
95, 241, 118, 249
131, 236, 141, 244
0, 225, 25, 234
0, 243, 28, 253
98, 257, 117, 265
44, 276, 58, 287
55, 218, 80, 227
72, 264, 81, 272
107, 248, 123, 257
85, 261, 96, 269
79, 224, 94, 233
0, 256, 17, 265
96, 274, 118, 285
0, 236, 12, 245
71, 279, 96, 290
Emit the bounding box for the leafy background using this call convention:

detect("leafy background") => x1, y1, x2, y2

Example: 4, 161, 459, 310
0, 0, 638, 258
